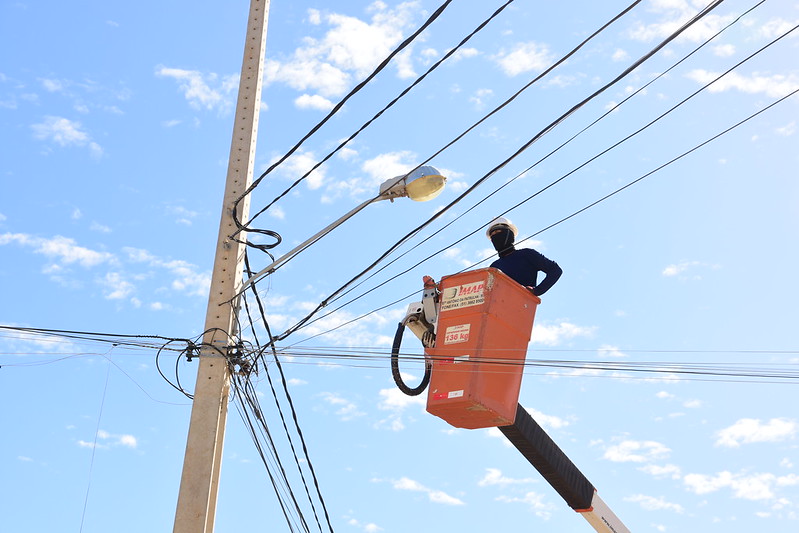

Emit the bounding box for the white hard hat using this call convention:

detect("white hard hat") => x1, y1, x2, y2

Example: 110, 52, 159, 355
486, 217, 518, 238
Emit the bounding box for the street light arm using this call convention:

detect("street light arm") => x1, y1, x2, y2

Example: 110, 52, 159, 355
236, 165, 446, 300
238, 196, 380, 295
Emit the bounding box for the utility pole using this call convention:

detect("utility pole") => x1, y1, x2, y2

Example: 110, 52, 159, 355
173, 2, 269, 532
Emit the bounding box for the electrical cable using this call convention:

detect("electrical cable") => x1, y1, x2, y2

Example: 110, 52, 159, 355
264, 346, 799, 384
241, 0, 519, 237
274, 6, 793, 339
277, 0, 751, 317
231, 0, 457, 244
281, 84, 799, 347
79, 360, 111, 533
266, 0, 727, 345
238, 256, 336, 532
345, 0, 766, 293
240, 0, 647, 282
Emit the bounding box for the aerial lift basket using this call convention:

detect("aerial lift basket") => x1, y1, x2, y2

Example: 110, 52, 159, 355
425, 267, 538, 429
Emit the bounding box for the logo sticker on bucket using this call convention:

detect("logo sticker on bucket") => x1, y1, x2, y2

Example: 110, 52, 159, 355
441, 280, 485, 311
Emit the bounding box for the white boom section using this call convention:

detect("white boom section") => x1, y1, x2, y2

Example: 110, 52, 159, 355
577, 492, 631, 533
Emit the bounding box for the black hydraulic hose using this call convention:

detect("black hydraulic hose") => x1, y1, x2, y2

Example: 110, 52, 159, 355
391, 322, 431, 396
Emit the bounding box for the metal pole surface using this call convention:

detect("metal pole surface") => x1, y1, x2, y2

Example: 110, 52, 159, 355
173, 2, 269, 532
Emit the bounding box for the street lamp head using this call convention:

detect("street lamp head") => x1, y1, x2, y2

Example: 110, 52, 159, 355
379, 165, 447, 202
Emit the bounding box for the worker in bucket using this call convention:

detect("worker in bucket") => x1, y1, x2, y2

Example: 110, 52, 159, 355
486, 217, 562, 297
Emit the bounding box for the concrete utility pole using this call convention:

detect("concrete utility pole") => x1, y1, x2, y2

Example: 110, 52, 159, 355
173, 1, 270, 532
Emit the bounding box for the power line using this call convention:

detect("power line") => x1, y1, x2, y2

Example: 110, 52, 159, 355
240, 0, 518, 238
231, 0, 457, 244
266, 0, 711, 344
242, 0, 647, 281
279, 83, 799, 346
271, 6, 794, 341
297, 0, 767, 320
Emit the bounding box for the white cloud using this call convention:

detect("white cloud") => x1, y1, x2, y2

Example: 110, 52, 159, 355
79, 430, 138, 449
100, 272, 135, 300
469, 88, 493, 109
270, 148, 327, 190
604, 439, 671, 463
495, 491, 554, 518
598, 344, 627, 358
531, 321, 595, 346
268, 205, 286, 220
377, 387, 425, 411
307, 8, 322, 25
375, 386, 425, 431
89, 221, 112, 233
526, 407, 570, 430
715, 418, 797, 448
639, 463, 682, 479
123, 247, 210, 297
494, 42, 554, 76
0, 233, 114, 268
662, 260, 719, 279
624, 494, 684, 513
294, 93, 335, 111
684, 471, 799, 501
266, 3, 418, 98
156, 66, 238, 113
713, 43, 735, 57
41, 78, 64, 92
394, 48, 416, 79
776, 121, 796, 136
478, 468, 535, 486
31, 116, 102, 157
756, 17, 799, 40
612, 48, 629, 62
685, 70, 799, 98
346, 516, 383, 533
390, 476, 464, 505
448, 47, 479, 63
361, 151, 419, 188
627, 5, 735, 44
318, 392, 364, 421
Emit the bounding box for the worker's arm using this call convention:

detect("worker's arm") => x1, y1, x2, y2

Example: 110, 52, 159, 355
532, 255, 562, 296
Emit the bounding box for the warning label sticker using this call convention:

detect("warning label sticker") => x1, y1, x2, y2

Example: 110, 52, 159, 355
441, 280, 485, 311
443, 323, 471, 344
448, 390, 464, 399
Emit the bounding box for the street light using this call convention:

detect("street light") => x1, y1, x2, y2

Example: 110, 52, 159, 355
238, 165, 446, 293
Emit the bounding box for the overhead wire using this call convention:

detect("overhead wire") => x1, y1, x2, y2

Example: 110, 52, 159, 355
265, 0, 787, 343
240, 0, 647, 282
230, 0, 457, 245
79, 360, 111, 533
235, 257, 335, 532
346, 0, 769, 293
233, 371, 315, 532
239, 0, 519, 240
265, 0, 727, 345
283, 82, 799, 348
267, 346, 799, 384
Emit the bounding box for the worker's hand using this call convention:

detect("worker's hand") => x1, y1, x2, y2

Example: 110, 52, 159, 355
525, 286, 542, 305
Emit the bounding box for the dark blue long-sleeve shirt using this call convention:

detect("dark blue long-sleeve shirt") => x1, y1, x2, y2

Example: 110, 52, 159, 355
490, 248, 562, 296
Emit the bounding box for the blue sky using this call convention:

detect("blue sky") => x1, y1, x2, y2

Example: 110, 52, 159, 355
2, 0, 798, 532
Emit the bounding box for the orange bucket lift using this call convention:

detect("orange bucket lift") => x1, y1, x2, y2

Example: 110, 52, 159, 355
391, 267, 539, 429
425, 267, 539, 428
391, 268, 630, 533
